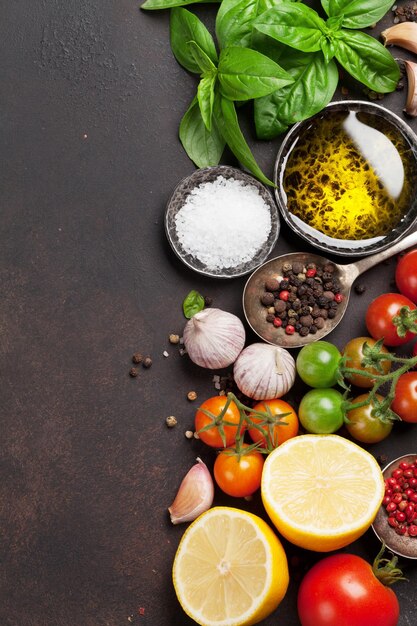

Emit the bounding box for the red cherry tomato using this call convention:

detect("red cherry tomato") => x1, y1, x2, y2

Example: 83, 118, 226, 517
297, 553, 400, 626
213, 444, 264, 497
195, 396, 244, 448
248, 399, 299, 449
391, 372, 417, 423
365, 293, 417, 346
396, 249, 417, 304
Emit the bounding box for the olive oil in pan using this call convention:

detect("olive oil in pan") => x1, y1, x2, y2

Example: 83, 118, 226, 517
283, 110, 417, 240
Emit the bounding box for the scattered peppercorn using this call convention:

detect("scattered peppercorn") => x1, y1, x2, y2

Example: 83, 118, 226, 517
185, 430, 194, 439
204, 296, 213, 307
169, 334, 180, 344
187, 391, 197, 401
354, 284, 367, 295
142, 356, 152, 368
129, 367, 139, 378
132, 352, 143, 364
166, 415, 177, 428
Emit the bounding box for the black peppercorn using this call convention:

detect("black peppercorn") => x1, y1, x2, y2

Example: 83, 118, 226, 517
143, 356, 152, 368
354, 284, 366, 295
132, 352, 143, 364
129, 367, 138, 378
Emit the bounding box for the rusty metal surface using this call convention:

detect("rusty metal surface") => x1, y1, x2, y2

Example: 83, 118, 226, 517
1, 2, 417, 625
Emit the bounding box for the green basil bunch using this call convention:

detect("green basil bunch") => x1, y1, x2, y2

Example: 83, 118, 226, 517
142, 0, 400, 184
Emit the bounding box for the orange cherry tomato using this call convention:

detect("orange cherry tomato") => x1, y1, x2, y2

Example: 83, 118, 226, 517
248, 399, 299, 449
195, 396, 244, 448
213, 444, 264, 497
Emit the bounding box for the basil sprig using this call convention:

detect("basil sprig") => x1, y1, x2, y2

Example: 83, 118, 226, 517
170, 7, 294, 185
183, 290, 205, 318
142, 0, 400, 182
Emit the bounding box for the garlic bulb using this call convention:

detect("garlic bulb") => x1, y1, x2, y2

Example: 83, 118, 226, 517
168, 458, 214, 524
381, 22, 417, 54
233, 343, 296, 400
404, 60, 417, 117
183, 308, 245, 370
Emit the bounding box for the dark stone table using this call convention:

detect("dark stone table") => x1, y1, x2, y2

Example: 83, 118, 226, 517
1, 1, 417, 625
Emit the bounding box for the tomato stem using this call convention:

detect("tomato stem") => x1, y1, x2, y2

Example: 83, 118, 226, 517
373, 542, 407, 586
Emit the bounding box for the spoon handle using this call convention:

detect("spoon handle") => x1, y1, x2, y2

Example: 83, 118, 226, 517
351, 229, 417, 279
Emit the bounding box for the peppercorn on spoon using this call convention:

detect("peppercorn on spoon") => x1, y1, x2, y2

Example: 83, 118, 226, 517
243, 229, 417, 349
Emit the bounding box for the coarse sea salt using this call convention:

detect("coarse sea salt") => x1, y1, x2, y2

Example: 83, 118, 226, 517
174, 176, 272, 270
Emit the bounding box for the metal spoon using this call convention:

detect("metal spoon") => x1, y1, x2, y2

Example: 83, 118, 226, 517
243, 229, 417, 349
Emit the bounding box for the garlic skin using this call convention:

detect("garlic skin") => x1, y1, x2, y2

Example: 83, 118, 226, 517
404, 60, 417, 117
381, 22, 417, 54
233, 343, 296, 400
168, 457, 214, 525
183, 308, 246, 370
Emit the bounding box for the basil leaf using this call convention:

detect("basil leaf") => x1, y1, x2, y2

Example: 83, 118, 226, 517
254, 3, 326, 52
142, 0, 219, 9
334, 30, 400, 93
218, 46, 293, 101
183, 290, 205, 319
179, 96, 225, 167
251, 29, 287, 64
215, 0, 284, 49
214, 93, 274, 186
254, 51, 337, 139
197, 73, 216, 130
320, 37, 336, 63
321, 0, 394, 29
170, 8, 218, 74
188, 40, 217, 74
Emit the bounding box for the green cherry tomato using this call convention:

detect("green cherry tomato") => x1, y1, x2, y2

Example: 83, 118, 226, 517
296, 341, 342, 388
345, 394, 393, 443
298, 388, 344, 434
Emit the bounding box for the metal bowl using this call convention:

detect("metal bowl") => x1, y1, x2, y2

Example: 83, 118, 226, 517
274, 100, 417, 257
165, 166, 280, 279
372, 454, 417, 560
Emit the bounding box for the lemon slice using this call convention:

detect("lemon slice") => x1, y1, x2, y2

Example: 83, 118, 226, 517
172, 506, 289, 626
262, 434, 385, 552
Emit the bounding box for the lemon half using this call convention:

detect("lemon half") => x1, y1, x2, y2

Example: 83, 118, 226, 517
172, 506, 289, 626
262, 434, 385, 552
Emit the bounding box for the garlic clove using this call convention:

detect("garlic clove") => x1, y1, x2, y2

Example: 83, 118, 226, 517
404, 60, 417, 117
381, 22, 417, 54
168, 457, 214, 524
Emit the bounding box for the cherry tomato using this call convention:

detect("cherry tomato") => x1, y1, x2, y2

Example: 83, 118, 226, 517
342, 337, 391, 388
396, 249, 417, 304
391, 372, 417, 423
296, 341, 342, 388
298, 388, 344, 434
195, 396, 243, 448
297, 553, 400, 626
365, 293, 417, 346
345, 393, 393, 443
213, 444, 264, 497
248, 399, 299, 448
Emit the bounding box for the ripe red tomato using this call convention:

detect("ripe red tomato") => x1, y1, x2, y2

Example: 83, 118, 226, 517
213, 444, 264, 497
342, 337, 391, 388
391, 372, 417, 423
297, 553, 400, 626
396, 249, 417, 304
365, 293, 417, 346
195, 396, 244, 448
248, 399, 299, 449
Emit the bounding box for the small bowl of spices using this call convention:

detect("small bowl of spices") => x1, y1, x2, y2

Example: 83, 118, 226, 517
274, 100, 417, 257
372, 454, 417, 560
165, 165, 280, 278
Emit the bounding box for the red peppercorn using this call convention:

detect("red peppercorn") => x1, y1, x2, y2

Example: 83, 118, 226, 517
392, 493, 403, 504
409, 477, 417, 489
392, 468, 404, 479
334, 293, 344, 303
273, 318, 282, 328
306, 268, 316, 277
285, 325, 295, 335
383, 495, 392, 506
400, 462, 410, 470
410, 493, 417, 503
279, 290, 290, 301
387, 477, 398, 487
395, 511, 406, 522
396, 524, 408, 536
388, 516, 398, 528
409, 525, 417, 536
386, 502, 397, 513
